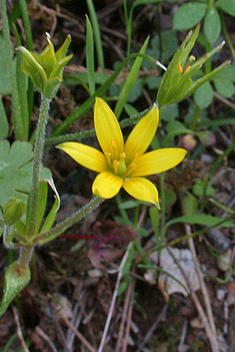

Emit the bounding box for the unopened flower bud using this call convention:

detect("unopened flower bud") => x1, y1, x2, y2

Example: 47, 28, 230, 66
4, 199, 25, 226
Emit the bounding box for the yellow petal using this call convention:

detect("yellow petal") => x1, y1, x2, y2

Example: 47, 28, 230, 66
123, 177, 159, 206
94, 98, 124, 160
92, 171, 123, 198
57, 142, 107, 172
125, 104, 159, 164
132, 148, 187, 177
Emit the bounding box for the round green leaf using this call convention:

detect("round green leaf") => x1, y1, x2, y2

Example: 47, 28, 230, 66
216, 0, 235, 17
214, 65, 235, 82
204, 7, 221, 45
0, 140, 51, 208
173, 3, 207, 30
213, 77, 235, 98
194, 81, 214, 109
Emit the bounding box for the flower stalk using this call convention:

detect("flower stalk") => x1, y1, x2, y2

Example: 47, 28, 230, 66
18, 245, 34, 267
35, 196, 103, 245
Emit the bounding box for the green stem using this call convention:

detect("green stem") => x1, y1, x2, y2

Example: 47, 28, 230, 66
27, 95, 51, 236
190, 105, 201, 132
34, 196, 103, 245
116, 193, 130, 223
18, 245, 34, 267
86, 0, 104, 69
220, 12, 235, 62
0, 0, 25, 140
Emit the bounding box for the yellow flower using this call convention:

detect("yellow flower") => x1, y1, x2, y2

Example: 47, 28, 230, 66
57, 98, 186, 207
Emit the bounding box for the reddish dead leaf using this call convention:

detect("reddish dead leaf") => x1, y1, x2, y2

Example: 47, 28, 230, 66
92, 220, 136, 245
88, 220, 136, 270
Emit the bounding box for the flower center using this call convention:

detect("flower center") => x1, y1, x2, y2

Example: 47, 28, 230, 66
105, 144, 138, 179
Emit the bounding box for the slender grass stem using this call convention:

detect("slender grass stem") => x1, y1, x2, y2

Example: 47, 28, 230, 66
220, 13, 235, 62
86, 0, 104, 69
190, 105, 201, 132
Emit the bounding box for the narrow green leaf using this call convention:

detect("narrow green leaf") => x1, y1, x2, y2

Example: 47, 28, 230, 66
114, 36, 149, 118
34, 181, 48, 235
0, 35, 12, 96
163, 214, 233, 238
16, 45, 29, 140
0, 98, 9, 139
39, 196, 59, 235
0, 262, 31, 317
86, 0, 104, 68
86, 15, 95, 96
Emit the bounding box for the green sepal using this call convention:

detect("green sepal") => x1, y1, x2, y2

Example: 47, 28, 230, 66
38, 195, 59, 236
55, 34, 72, 61
50, 54, 73, 80
34, 35, 57, 78
3, 198, 26, 226
0, 262, 31, 317
19, 46, 47, 94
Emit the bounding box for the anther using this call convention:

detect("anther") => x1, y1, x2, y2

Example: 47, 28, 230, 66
177, 62, 183, 74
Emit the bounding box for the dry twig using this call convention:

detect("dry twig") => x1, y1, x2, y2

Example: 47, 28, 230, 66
13, 306, 30, 352
59, 313, 97, 352
98, 241, 133, 352
36, 326, 58, 352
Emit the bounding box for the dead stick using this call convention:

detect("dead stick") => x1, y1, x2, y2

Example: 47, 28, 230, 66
13, 306, 30, 352
59, 314, 97, 352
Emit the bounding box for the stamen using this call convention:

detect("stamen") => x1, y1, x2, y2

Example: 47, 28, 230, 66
126, 163, 137, 176
134, 153, 139, 160
113, 160, 119, 174
131, 163, 137, 169
105, 152, 112, 168
119, 152, 126, 163
112, 140, 117, 148
184, 55, 195, 74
